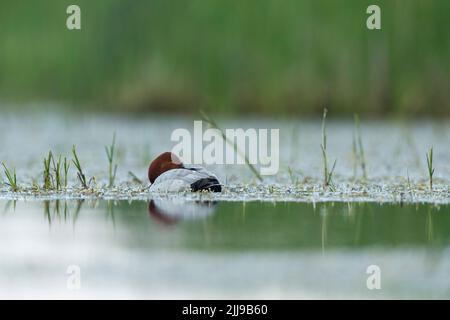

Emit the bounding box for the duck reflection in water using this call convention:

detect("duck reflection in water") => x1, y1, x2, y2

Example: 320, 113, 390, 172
148, 199, 217, 226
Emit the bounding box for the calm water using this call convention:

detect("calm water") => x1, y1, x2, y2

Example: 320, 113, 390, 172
0, 200, 449, 299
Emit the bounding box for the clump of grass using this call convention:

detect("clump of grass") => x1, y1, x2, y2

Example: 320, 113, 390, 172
72, 145, 88, 188
32, 175, 41, 192
43, 151, 55, 190
200, 110, 263, 182
105, 133, 118, 188
2, 162, 19, 192
43, 151, 67, 191
320, 108, 336, 189
426, 147, 434, 191
353, 114, 367, 180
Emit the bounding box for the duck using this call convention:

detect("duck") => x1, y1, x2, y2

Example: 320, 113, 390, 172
148, 152, 222, 192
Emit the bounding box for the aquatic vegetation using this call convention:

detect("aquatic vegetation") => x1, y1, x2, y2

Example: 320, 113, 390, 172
3, 200, 17, 213
107, 200, 116, 227
406, 169, 414, 201
287, 166, 298, 185
63, 157, 70, 188
105, 133, 118, 188
52, 154, 63, 191
320, 108, 336, 189
1, 162, 19, 192
352, 129, 358, 179
353, 114, 367, 180
43, 151, 68, 191
72, 200, 84, 227
42, 199, 64, 225
72, 145, 88, 188
43, 151, 54, 190
128, 171, 143, 184
31, 177, 40, 192
426, 147, 435, 191
0, 116, 448, 205
200, 110, 263, 182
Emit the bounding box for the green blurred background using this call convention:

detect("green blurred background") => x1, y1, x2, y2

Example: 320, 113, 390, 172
0, 0, 449, 117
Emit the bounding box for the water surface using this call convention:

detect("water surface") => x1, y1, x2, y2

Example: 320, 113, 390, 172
1, 200, 449, 299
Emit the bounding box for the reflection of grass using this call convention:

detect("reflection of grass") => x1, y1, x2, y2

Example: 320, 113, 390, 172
43, 200, 86, 228
2, 162, 18, 192
320, 205, 328, 254
4, 200, 17, 213
427, 207, 434, 242
64, 201, 68, 220
44, 201, 51, 225
107, 200, 116, 228
43, 200, 68, 226
73, 200, 84, 228
4, 200, 449, 250
42, 199, 114, 229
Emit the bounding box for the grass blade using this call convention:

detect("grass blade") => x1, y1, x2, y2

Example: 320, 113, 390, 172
200, 110, 263, 182
2, 162, 19, 192
72, 145, 88, 188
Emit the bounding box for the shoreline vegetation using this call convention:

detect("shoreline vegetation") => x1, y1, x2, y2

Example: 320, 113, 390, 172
1, 111, 449, 204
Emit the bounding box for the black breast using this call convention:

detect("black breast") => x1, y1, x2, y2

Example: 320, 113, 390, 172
190, 177, 222, 192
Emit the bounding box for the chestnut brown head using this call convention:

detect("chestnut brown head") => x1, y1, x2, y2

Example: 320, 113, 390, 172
148, 152, 183, 184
